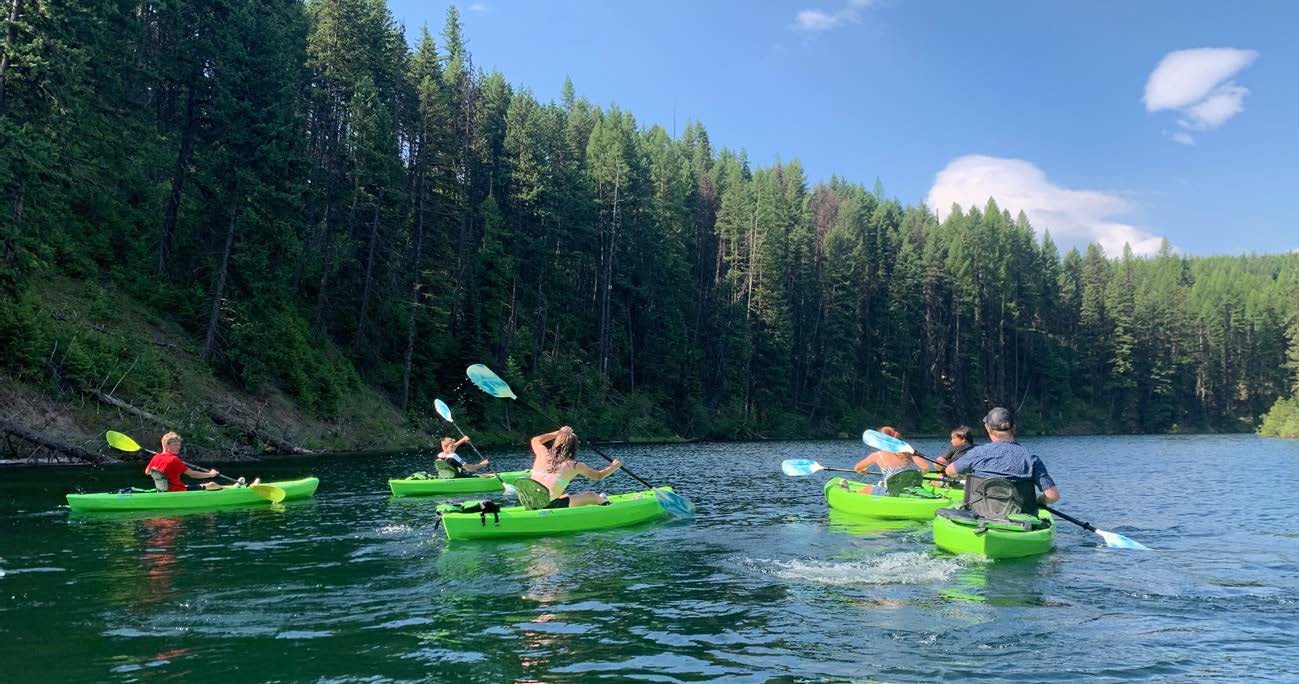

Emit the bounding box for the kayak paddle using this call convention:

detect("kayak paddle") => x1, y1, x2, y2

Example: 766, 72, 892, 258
104, 431, 286, 503
432, 398, 516, 495
781, 459, 857, 476
465, 363, 695, 518
862, 429, 1149, 550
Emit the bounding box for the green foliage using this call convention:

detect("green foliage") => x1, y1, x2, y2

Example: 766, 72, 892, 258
1259, 398, 1299, 438
2, 0, 1295, 443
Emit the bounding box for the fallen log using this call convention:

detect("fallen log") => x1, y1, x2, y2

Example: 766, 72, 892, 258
206, 406, 315, 455
91, 390, 167, 425
0, 420, 118, 464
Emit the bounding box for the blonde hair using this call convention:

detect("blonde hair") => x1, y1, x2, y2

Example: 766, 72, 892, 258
161, 432, 182, 449
541, 431, 579, 473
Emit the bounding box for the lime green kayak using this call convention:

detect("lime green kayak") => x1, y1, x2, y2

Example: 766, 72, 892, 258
439, 488, 670, 540
389, 470, 529, 497
823, 476, 964, 520
66, 477, 319, 512
932, 508, 1055, 559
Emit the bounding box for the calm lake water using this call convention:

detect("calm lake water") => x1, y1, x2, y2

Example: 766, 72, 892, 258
2, 434, 1297, 682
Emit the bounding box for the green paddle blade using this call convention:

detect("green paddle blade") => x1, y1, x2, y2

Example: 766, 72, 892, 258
434, 398, 454, 422
105, 431, 143, 452
466, 364, 517, 399
250, 484, 286, 503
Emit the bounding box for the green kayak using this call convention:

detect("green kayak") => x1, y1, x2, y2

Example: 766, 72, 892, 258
66, 477, 320, 513
932, 508, 1055, 559
389, 470, 529, 497
439, 488, 670, 540
824, 476, 964, 520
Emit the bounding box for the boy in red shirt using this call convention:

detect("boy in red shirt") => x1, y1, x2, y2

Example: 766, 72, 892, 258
145, 432, 225, 492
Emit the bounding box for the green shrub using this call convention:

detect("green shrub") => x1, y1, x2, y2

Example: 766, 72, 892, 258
1259, 397, 1299, 438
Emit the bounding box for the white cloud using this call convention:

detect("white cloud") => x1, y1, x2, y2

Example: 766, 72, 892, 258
1143, 48, 1258, 144
793, 0, 875, 31
927, 155, 1167, 257
467, 2, 488, 11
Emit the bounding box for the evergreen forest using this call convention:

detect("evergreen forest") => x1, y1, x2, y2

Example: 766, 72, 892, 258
3, 0, 1298, 450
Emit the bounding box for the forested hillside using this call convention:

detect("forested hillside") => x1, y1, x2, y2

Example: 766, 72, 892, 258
3, 0, 1297, 452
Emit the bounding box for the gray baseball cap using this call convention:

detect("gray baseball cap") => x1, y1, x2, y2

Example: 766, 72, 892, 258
983, 407, 1014, 431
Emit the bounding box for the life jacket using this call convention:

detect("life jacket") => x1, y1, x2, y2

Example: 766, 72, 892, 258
962, 475, 1039, 518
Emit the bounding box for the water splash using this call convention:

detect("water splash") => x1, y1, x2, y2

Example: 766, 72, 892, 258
751, 552, 962, 586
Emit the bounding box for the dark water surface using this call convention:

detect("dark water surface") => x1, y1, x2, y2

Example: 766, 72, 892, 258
2, 435, 1297, 682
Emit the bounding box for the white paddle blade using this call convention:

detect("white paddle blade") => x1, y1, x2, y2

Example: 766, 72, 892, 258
863, 429, 914, 453
1096, 529, 1151, 550
781, 459, 825, 477
434, 398, 453, 422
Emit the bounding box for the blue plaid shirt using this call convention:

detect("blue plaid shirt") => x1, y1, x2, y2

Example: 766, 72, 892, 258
951, 440, 1057, 492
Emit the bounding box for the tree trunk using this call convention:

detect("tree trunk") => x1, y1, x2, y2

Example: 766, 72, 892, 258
201, 208, 239, 361
159, 65, 200, 274
0, 0, 21, 111
352, 187, 385, 350
1, 420, 116, 464
401, 187, 425, 411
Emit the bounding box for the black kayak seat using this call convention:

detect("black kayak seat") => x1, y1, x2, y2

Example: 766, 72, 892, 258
937, 507, 1049, 533
883, 470, 943, 499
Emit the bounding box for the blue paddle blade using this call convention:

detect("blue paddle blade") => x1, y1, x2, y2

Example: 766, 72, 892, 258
654, 488, 695, 518
781, 459, 824, 476
863, 429, 913, 453
467, 364, 517, 399
1096, 530, 1151, 550
434, 398, 453, 422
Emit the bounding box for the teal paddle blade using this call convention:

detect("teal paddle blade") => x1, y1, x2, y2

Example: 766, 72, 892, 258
467, 364, 517, 399
781, 459, 824, 476
655, 489, 695, 518
1096, 529, 1151, 550
434, 398, 453, 422
863, 429, 913, 453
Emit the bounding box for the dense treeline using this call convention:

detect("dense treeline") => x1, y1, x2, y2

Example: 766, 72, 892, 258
3, 1, 1297, 439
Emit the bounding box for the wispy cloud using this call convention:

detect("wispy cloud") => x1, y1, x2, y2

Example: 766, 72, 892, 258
467, 2, 488, 12
793, 0, 875, 32
1144, 48, 1258, 144
927, 155, 1167, 257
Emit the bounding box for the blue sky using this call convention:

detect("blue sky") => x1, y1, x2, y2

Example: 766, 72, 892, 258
387, 0, 1298, 256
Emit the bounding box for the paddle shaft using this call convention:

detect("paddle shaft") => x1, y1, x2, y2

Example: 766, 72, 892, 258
1042, 505, 1097, 533
517, 399, 657, 490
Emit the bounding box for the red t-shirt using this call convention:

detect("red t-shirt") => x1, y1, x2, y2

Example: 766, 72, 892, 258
146, 452, 189, 492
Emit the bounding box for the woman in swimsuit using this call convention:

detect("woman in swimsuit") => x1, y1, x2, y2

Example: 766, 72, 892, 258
845, 426, 931, 496
529, 426, 621, 507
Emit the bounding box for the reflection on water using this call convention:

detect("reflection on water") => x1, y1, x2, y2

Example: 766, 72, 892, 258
0, 435, 1297, 681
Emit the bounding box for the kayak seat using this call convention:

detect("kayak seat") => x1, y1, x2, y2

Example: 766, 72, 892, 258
937, 507, 1050, 533
513, 478, 555, 511
146, 468, 170, 493
434, 461, 462, 480
963, 476, 1038, 517
884, 470, 943, 499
